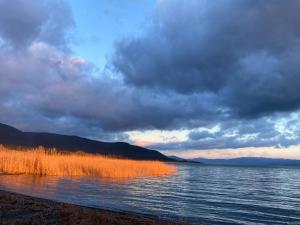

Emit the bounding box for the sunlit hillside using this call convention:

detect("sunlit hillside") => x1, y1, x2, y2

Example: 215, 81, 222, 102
0, 146, 176, 179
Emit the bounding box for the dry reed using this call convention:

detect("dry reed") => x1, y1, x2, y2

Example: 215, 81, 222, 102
0, 145, 176, 179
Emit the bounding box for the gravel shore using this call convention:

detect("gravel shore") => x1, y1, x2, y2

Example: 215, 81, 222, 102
0, 190, 190, 225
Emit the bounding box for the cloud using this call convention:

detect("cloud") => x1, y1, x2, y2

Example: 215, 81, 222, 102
188, 130, 216, 141
0, 0, 46, 47
0, 25, 217, 137
1, 0, 300, 152
113, 0, 300, 117
163, 146, 300, 160
0, 0, 74, 49
0, 1, 221, 137
148, 116, 300, 151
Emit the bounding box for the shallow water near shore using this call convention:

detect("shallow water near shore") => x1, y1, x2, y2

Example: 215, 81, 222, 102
1, 163, 300, 225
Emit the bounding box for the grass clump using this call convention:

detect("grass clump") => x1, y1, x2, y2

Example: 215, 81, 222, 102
0, 146, 176, 179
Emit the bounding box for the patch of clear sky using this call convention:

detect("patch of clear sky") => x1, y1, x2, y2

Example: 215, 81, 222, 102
66, 0, 156, 70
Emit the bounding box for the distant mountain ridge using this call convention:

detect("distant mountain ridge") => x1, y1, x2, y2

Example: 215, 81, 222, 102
168, 155, 200, 163
168, 155, 187, 162
193, 157, 300, 166
0, 123, 172, 161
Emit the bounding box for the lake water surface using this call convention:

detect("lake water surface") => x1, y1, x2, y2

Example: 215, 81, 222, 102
1, 163, 300, 225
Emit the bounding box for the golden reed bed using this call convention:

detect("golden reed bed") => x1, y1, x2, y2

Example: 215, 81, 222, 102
0, 146, 176, 179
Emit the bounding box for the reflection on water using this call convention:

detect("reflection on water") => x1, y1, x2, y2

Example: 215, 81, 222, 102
1, 164, 300, 225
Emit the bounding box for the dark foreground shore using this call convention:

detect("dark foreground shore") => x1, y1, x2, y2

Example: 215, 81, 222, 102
0, 190, 190, 225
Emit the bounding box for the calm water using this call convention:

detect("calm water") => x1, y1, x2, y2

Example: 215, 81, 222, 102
1, 163, 300, 225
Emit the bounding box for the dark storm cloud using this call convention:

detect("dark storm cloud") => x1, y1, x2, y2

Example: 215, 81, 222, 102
113, 0, 300, 117
27, 76, 220, 132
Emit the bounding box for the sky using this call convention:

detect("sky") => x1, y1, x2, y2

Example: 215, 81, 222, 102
1, 0, 300, 159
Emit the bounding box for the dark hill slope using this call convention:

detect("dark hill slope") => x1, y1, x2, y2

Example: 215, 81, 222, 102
0, 123, 172, 161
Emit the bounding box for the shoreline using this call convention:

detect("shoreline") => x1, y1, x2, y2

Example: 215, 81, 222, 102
0, 189, 191, 225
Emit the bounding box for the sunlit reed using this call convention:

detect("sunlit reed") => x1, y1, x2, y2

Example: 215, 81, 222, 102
0, 146, 176, 179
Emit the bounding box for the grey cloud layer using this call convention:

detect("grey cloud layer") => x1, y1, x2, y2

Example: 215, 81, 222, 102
1, 0, 300, 150
0, 0, 217, 136
113, 0, 300, 117
0, 0, 73, 49
0, 0, 46, 46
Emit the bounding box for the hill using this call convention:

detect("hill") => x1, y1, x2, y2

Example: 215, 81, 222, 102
168, 155, 200, 163
0, 123, 172, 161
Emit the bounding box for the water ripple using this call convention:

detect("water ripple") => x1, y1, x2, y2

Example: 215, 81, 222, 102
1, 163, 300, 224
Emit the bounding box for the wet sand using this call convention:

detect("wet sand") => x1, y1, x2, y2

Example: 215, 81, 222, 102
0, 190, 191, 225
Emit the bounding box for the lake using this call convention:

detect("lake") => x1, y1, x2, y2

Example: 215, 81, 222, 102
1, 163, 300, 225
